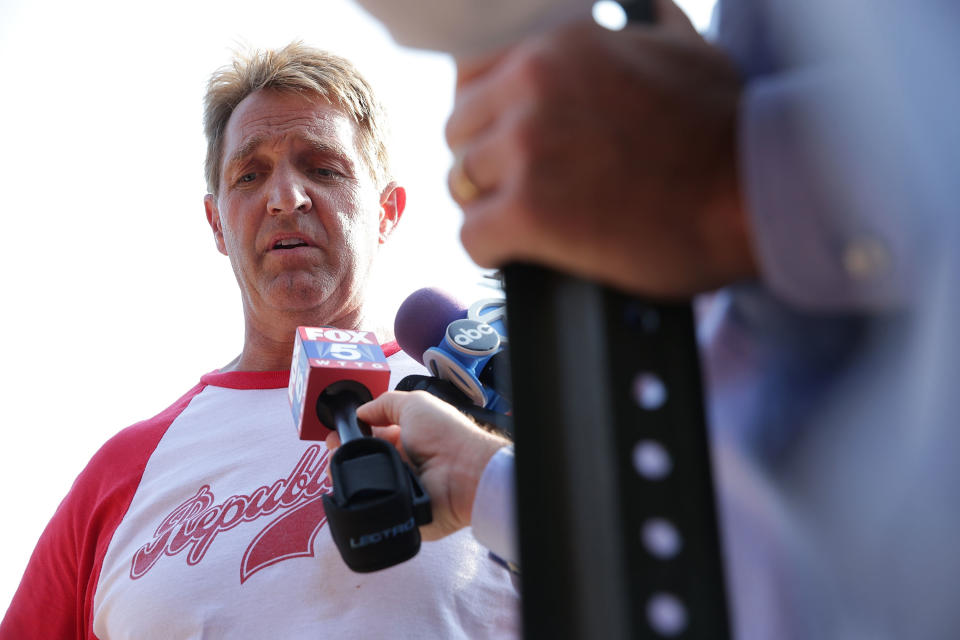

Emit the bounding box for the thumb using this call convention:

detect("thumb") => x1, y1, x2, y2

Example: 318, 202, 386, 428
324, 430, 342, 452
356, 390, 409, 427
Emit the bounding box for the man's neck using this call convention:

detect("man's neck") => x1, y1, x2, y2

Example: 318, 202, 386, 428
224, 306, 368, 373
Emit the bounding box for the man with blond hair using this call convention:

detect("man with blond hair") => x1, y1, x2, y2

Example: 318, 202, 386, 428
0, 42, 519, 639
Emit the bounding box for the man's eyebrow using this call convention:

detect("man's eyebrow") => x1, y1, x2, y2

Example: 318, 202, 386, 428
224, 134, 267, 174
303, 137, 354, 165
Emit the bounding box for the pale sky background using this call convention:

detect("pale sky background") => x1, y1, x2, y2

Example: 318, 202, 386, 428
0, 0, 714, 615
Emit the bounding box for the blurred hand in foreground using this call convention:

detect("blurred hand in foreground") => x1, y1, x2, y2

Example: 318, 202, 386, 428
447, 0, 756, 296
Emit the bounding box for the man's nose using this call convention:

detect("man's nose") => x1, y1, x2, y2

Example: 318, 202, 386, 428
267, 168, 312, 215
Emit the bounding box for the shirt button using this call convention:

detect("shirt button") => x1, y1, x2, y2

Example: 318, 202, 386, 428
843, 235, 890, 280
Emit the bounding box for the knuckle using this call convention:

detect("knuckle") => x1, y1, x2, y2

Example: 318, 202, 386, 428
509, 106, 543, 157
512, 37, 565, 97
444, 113, 462, 148
408, 390, 433, 406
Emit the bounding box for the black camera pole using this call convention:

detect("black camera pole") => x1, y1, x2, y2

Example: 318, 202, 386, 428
503, 6, 729, 637
505, 265, 730, 639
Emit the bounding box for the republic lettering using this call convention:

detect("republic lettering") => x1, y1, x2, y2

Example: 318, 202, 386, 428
130, 445, 332, 579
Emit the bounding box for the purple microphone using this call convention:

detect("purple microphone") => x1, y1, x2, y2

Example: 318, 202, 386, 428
394, 287, 469, 365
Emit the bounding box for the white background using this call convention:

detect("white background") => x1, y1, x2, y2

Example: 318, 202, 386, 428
0, 0, 715, 616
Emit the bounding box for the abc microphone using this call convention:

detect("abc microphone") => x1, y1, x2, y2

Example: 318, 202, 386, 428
395, 288, 511, 414
287, 326, 431, 572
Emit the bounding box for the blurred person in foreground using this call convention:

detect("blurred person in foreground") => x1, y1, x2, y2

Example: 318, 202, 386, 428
0, 42, 519, 639
351, 0, 960, 637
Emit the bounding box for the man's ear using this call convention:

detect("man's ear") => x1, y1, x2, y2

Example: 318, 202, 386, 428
204, 194, 228, 256
378, 182, 406, 244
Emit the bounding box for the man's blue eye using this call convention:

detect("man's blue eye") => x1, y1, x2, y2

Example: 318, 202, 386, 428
239, 173, 256, 183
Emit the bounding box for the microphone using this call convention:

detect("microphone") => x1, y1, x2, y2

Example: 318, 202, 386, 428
394, 287, 468, 366
287, 326, 431, 573
288, 326, 391, 441
394, 287, 512, 414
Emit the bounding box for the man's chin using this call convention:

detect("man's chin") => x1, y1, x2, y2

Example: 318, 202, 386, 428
262, 276, 343, 318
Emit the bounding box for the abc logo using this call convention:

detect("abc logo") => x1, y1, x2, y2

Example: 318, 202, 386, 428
446, 318, 500, 355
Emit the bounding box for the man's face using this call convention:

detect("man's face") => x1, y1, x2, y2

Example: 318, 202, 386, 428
204, 89, 402, 328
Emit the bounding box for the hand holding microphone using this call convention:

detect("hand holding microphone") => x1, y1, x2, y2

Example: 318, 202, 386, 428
323, 287, 514, 543
327, 390, 510, 541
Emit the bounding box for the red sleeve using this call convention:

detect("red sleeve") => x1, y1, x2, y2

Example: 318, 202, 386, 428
0, 382, 205, 640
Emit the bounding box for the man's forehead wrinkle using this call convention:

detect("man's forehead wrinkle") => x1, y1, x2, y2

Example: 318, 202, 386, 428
229, 130, 350, 162
233, 109, 350, 148
238, 111, 326, 136
235, 99, 341, 137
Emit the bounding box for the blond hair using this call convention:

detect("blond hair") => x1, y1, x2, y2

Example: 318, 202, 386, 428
203, 42, 391, 195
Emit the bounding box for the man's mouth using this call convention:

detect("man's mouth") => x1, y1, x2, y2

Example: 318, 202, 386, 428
273, 238, 310, 250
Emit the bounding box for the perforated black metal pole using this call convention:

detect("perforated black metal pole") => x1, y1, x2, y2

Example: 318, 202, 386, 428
504, 8, 730, 635
505, 263, 730, 639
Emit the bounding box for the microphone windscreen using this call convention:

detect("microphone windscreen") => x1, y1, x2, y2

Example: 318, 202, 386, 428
394, 287, 468, 365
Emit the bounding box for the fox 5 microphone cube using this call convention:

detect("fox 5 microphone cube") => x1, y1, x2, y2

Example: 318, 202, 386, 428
288, 327, 390, 441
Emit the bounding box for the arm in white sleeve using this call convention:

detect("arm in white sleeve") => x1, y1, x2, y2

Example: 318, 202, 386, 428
470, 445, 518, 565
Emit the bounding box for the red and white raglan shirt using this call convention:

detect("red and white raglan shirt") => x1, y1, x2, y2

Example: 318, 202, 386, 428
1, 347, 519, 639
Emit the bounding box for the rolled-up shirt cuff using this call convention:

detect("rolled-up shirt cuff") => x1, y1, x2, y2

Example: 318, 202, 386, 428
741, 67, 915, 311
470, 445, 518, 565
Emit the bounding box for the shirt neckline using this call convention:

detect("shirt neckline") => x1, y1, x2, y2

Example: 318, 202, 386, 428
199, 340, 401, 390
